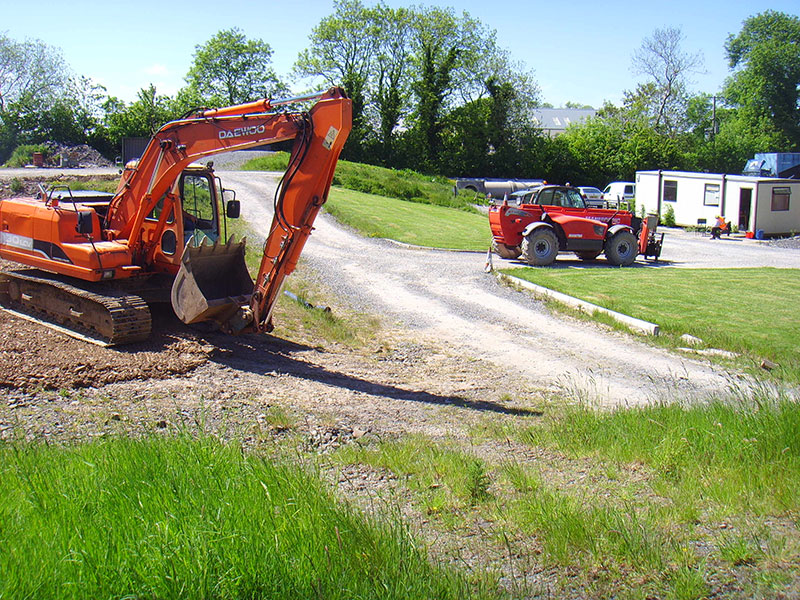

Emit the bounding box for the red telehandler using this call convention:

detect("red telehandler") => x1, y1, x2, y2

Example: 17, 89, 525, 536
0, 88, 352, 344
489, 184, 663, 266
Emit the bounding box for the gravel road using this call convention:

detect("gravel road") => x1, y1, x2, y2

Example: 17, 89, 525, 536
220, 170, 790, 408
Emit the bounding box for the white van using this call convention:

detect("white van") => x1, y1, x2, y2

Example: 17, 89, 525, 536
602, 181, 635, 207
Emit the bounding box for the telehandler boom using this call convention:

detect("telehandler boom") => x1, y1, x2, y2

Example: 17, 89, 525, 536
0, 88, 352, 344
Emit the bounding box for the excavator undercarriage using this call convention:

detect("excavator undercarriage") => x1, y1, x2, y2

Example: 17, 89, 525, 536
0, 269, 152, 345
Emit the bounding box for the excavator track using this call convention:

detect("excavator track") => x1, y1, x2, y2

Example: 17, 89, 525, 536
0, 269, 151, 346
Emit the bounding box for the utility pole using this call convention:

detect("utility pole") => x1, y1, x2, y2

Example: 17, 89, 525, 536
711, 95, 718, 173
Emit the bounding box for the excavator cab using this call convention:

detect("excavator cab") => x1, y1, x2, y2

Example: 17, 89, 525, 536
180, 170, 220, 245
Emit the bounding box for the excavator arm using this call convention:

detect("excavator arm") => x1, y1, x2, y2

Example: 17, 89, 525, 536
159, 88, 352, 334
106, 88, 350, 259
248, 95, 350, 332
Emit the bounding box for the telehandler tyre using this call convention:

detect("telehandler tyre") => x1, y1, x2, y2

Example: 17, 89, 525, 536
521, 228, 558, 266
604, 230, 638, 266
492, 240, 521, 259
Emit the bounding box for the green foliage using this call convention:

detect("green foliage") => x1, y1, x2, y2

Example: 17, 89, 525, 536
332, 160, 472, 209
185, 28, 286, 107
297, 3, 513, 168
0, 34, 102, 161
724, 10, 800, 147
559, 112, 684, 183
662, 204, 676, 227
240, 151, 290, 171
3, 143, 48, 167
243, 152, 477, 211
9, 177, 23, 193
102, 84, 179, 141
295, 0, 378, 162
0, 436, 481, 599
0, 33, 68, 114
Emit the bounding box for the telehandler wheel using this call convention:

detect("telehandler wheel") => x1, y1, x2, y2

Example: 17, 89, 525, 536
521, 228, 558, 266
576, 250, 601, 261
492, 240, 521, 259
604, 230, 638, 266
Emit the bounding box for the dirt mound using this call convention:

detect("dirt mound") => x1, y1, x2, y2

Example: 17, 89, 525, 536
0, 306, 216, 390
45, 143, 113, 168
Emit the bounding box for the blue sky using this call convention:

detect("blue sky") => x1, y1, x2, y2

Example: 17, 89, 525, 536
2, 0, 798, 108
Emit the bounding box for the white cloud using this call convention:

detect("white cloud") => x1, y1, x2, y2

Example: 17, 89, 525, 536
143, 63, 170, 77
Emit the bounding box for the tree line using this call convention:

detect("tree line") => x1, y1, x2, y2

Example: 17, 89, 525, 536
1, 3, 798, 186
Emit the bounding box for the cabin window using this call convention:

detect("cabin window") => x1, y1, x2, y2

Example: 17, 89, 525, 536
771, 187, 790, 211
663, 180, 678, 202
536, 188, 554, 205
703, 183, 720, 206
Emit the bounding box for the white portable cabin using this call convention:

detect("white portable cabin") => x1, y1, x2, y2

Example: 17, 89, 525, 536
635, 170, 800, 236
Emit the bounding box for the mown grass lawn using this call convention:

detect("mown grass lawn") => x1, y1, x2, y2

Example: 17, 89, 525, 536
502, 267, 800, 380
325, 187, 490, 251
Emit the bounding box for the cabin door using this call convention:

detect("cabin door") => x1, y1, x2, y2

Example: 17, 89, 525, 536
738, 188, 752, 231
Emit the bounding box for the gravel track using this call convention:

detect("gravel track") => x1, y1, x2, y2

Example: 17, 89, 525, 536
220, 170, 783, 407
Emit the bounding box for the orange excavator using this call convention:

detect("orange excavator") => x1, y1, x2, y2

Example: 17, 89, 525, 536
0, 87, 352, 344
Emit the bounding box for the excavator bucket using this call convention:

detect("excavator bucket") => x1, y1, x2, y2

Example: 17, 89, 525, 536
171, 237, 254, 327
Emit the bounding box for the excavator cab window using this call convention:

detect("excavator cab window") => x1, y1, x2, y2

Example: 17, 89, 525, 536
181, 173, 219, 245
146, 195, 175, 223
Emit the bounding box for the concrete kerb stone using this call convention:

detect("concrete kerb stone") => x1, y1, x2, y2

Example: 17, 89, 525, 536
497, 272, 660, 336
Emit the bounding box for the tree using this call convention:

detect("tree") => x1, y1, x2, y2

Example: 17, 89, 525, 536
724, 10, 800, 147
102, 85, 176, 145
370, 4, 413, 164
631, 26, 703, 136
0, 33, 70, 161
407, 6, 499, 172
295, 0, 379, 161
185, 28, 286, 106
0, 33, 68, 113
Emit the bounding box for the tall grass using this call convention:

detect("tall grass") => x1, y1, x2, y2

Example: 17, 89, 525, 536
0, 436, 484, 599
500, 463, 668, 570
520, 396, 800, 515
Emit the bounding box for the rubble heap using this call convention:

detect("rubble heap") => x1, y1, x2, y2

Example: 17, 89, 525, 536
44, 143, 113, 168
